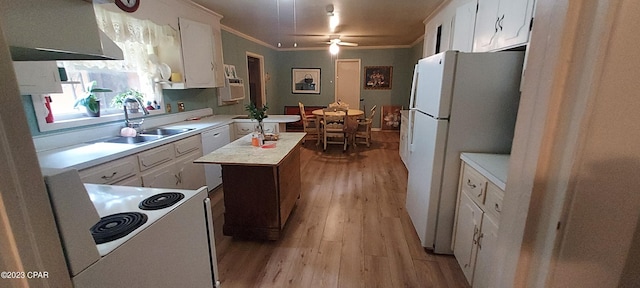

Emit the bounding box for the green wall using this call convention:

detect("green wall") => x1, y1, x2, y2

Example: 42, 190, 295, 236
24, 30, 422, 135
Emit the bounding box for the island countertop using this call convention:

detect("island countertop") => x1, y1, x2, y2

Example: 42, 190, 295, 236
194, 132, 306, 166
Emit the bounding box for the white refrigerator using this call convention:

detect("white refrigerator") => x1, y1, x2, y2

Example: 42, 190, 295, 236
406, 51, 524, 254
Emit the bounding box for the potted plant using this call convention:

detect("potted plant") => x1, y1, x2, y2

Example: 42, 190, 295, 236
111, 89, 145, 109
245, 102, 269, 134
74, 81, 112, 117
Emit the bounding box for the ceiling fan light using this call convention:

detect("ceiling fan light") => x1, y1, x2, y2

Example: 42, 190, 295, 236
329, 43, 339, 54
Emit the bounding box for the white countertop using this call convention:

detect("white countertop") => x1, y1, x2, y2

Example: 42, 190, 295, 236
195, 132, 306, 166
37, 114, 300, 171
460, 153, 509, 190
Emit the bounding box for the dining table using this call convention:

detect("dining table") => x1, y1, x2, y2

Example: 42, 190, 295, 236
311, 108, 364, 146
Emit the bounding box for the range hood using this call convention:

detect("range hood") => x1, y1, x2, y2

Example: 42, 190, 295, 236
1, 0, 123, 61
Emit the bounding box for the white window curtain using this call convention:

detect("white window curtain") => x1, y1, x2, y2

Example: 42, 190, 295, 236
93, 5, 178, 91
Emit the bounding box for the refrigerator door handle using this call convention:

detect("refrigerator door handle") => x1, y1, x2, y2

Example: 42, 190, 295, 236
408, 64, 418, 110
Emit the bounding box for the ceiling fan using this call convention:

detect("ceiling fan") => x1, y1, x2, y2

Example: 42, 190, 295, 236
325, 37, 358, 47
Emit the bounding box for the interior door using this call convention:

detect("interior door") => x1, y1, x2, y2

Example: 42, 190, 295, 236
335, 59, 361, 109
247, 53, 266, 107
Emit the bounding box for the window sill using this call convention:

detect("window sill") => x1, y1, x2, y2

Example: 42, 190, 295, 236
33, 95, 165, 133
37, 113, 125, 132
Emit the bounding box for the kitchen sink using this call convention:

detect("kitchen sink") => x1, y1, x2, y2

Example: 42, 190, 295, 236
232, 115, 250, 119
139, 128, 194, 136
89, 127, 194, 145
99, 135, 166, 144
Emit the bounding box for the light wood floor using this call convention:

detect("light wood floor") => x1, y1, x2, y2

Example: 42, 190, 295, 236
209, 132, 470, 288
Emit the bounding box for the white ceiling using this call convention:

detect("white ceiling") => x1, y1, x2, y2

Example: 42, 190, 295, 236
191, 0, 445, 49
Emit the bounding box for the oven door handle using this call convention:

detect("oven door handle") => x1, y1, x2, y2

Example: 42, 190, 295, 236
203, 197, 221, 287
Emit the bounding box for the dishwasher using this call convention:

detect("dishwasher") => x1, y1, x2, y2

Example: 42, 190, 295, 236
201, 125, 231, 191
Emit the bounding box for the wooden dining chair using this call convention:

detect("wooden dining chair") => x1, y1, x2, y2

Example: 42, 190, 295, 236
355, 105, 376, 147
298, 102, 320, 145
322, 107, 351, 151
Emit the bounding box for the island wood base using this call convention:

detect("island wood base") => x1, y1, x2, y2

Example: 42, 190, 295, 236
221, 144, 301, 240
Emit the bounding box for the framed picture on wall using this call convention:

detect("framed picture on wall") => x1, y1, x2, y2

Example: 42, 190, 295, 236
364, 66, 393, 90
292, 68, 321, 94
381, 105, 402, 130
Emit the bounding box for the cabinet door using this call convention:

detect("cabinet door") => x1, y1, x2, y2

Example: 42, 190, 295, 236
140, 161, 180, 189
175, 149, 206, 190
13, 61, 63, 95
453, 192, 484, 284
451, 0, 478, 52
473, 214, 499, 288
179, 18, 216, 88
473, 0, 500, 52
495, 0, 535, 49
113, 176, 142, 187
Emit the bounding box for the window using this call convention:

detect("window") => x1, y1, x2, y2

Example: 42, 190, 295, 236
32, 6, 177, 132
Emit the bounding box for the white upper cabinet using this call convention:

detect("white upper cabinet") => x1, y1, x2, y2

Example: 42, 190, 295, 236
473, 0, 501, 52
473, 0, 535, 52
451, 0, 479, 52
178, 18, 219, 88
13, 61, 63, 95
496, 0, 536, 49
123, 0, 225, 89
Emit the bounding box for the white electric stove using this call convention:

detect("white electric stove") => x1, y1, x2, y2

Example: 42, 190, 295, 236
43, 169, 220, 288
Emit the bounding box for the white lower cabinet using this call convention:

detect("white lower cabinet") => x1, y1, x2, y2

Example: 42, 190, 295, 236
141, 161, 181, 188
79, 155, 139, 186
454, 192, 484, 282
174, 149, 205, 190
113, 175, 143, 187
472, 212, 499, 288
233, 122, 278, 140
81, 135, 205, 189
453, 161, 504, 287
140, 135, 205, 189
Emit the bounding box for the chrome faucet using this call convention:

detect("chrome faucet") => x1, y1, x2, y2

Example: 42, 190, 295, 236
123, 96, 149, 132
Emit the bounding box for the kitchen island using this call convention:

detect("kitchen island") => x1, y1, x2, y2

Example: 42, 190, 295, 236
194, 132, 306, 240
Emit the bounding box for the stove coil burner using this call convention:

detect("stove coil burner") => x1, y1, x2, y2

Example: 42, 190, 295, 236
91, 212, 148, 244
139, 192, 185, 210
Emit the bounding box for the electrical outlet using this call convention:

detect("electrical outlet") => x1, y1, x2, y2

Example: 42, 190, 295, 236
177, 102, 185, 112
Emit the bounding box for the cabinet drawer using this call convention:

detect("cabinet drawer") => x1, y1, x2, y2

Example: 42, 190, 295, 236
484, 182, 504, 220
80, 156, 138, 184
234, 122, 257, 136
461, 164, 487, 204
262, 123, 278, 134
138, 144, 174, 171
174, 135, 201, 157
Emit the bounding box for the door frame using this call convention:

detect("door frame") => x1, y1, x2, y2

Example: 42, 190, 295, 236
246, 52, 266, 106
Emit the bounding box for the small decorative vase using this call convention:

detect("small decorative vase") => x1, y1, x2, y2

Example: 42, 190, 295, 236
257, 121, 264, 135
